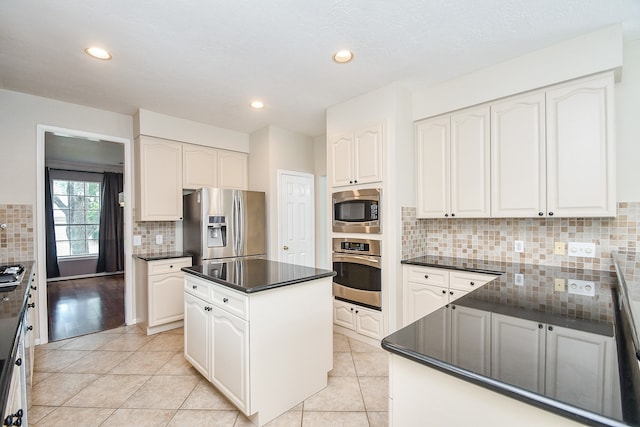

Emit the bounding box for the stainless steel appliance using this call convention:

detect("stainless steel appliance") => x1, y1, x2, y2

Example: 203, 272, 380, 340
332, 188, 381, 233
332, 237, 381, 309
183, 188, 266, 262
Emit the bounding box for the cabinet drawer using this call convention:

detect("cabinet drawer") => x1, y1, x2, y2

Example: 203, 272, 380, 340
212, 286, 248, 320
148, 257, 192, 275
450, 271, 497, 292
405, 266, 449, 287
185, 275, 212, 301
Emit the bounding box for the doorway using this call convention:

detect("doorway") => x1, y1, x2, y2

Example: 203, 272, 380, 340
36, 126, 133, 344
277, 170, 315, 267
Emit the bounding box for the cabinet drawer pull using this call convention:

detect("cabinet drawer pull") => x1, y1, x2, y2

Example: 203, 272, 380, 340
538, 212, 544, 216
170, 265, 174, 269
548, 212, 554, 216
424, 274, 429, 279
27, 303, 35, 309
538, 324, 543, 329
449, 291, 453, 295
192, 285, 198, 289
451, 213, 455, 217
441, 290, 446, 294
14, 358, 21, 366
548, 325, 554, 331
222, 297, 229, 303
26, 326, 33, 331
470, 281, 475, 286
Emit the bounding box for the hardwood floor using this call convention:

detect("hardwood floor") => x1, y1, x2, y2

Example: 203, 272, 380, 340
47, 274, 125, 342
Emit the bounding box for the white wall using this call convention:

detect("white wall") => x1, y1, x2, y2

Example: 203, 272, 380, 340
616, 39, 640, 202
412, 24, 623, 121
0, 89, 133, 204
134, 109, 250, 152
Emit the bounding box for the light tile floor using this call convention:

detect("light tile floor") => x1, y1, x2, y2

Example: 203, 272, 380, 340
30, 326, 389, 426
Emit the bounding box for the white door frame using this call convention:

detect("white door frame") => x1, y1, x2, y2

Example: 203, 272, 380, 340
277, 170, 315, 266
36, 125, 133, 344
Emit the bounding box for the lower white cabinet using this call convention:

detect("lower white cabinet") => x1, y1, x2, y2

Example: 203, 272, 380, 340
184, 273, 332, 427
135, 257, 192, 335
333, 299, 383, 340
402, 265, 497, 327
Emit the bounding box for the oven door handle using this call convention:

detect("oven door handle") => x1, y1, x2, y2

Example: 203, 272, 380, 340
333, 253, 381, 268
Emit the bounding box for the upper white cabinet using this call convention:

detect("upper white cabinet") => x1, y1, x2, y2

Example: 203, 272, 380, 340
183, 144, 218, 189
491, 92, 547, 217
135, 136, 183, 221
545, 74, 616, 217
416, 105, 490, 219
218, 151, 248, 190
330, 123, 383, 187
419, 71, 616, 219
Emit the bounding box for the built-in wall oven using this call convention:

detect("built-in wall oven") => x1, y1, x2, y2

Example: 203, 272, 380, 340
332, 238, 381, 310
332, 188, 381, 233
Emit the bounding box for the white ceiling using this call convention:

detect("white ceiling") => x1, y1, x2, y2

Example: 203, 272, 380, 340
1, 1, 639, 138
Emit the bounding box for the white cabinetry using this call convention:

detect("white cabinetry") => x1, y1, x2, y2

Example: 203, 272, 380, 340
333, 299, 383, 340
135, 136, 183, 221
330, 123, 383, 187
402, 265, 497, 327
450, 305, 491, 375
545, 73, 616, 217
491, 92, 547, 217
184, 273, 332, 427
218, 151, 248, 190
491, 313, 545, 393
183, 144, 218, 189
135, 257, 192, 335
416, 105, 490, 219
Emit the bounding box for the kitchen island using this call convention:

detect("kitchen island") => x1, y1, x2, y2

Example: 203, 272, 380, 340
383, 256, 639, 427
182, 258, 335, 427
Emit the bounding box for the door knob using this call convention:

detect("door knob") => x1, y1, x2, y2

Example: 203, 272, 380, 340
283, 246, 289, 250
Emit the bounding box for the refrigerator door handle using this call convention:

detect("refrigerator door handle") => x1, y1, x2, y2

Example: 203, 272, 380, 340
232, 191, 243, 256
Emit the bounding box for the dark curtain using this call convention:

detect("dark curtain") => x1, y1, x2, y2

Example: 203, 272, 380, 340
97, 172, 124, 272
45, 168, 60, 278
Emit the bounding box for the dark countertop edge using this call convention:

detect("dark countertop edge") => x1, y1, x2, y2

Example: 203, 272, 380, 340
133, 253, 193, 261
0, 261, 35, 417
381, 339, 628, 427
400, 258, 505, 275
181, 268, 336, 294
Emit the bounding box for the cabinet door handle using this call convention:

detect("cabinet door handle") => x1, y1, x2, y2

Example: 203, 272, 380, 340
548, 326, 554, 331
31, 285, 37, 291
26, 326, 33, 331
548, 212, 554, 216
538, 324, 543, 329
14, 358, 21, 367
449, 291, 453, 295
451, 213, 455, 217
222, 297, 229, 303
192, 285, 197, 289
170, 265, 174, 269
444, 213, 449, 217
470, 281, 475, 286
451, 305, 456, 310
27, 303, 35, 309
441, 290, 446, 294
424, 275, 429, 279
538, 212, 544, 216
355, 310, 359, 314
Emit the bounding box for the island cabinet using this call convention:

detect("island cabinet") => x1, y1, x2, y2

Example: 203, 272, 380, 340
402, 265, 497, 327
491, 72, 616, 218
134, 256, 192, 335
183, 272, 332, 427
135, 136, 183, 221
329, 123, 383, 187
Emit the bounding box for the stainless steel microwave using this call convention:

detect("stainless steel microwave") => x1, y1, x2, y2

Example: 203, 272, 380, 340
332, 188, 381, 233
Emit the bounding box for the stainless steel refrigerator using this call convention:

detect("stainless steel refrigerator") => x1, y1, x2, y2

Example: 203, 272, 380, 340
183, 188, 266, 263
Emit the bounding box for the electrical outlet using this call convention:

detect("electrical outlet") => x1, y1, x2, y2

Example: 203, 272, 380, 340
568, 242, 596, 258
554, 278, 566, 292
514, 240, 524, 253
514, 273, 524, 286
133, 235, 142, 246
554, 242, 566, 255
568, 279, 595, 296
156, 235, 163, 244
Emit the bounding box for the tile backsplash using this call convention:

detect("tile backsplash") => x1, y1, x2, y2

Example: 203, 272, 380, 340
0, 204, 35, 264
402, 202, 640, 272
132, 220, 177, 255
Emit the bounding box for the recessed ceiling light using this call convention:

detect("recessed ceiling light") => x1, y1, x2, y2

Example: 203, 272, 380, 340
84, 46, 112, 60
250, 100, 264, 109
333, 49, 354, 63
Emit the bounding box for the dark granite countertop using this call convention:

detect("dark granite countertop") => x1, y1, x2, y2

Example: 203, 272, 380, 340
385, 256, 633, 426
182, 258, 336, 293
0, 261, 35, 417
133, 252, 192, 261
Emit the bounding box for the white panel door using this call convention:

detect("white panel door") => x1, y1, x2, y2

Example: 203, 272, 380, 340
403, 282, 448, 327
218, 151, 248, 190
183, 292, 210, 378
491, 314, 545, 393
355, 307, 383, 339
415, 115, 450, 218
354, 124, 383, 185
491, 92, 546, 217
330, 133, 353, 187
333, 299, 356, 330
278, 171, 314, 267
546, 73, 616, 217
211, 307, 249, 414
450, 105, 490, 218
450, 305, 490, 375
183, 144, 218, 189
148, 273, 185, 327
545, 325, 615, 415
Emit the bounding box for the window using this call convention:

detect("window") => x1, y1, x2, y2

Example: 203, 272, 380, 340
52, 180, 101, 257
